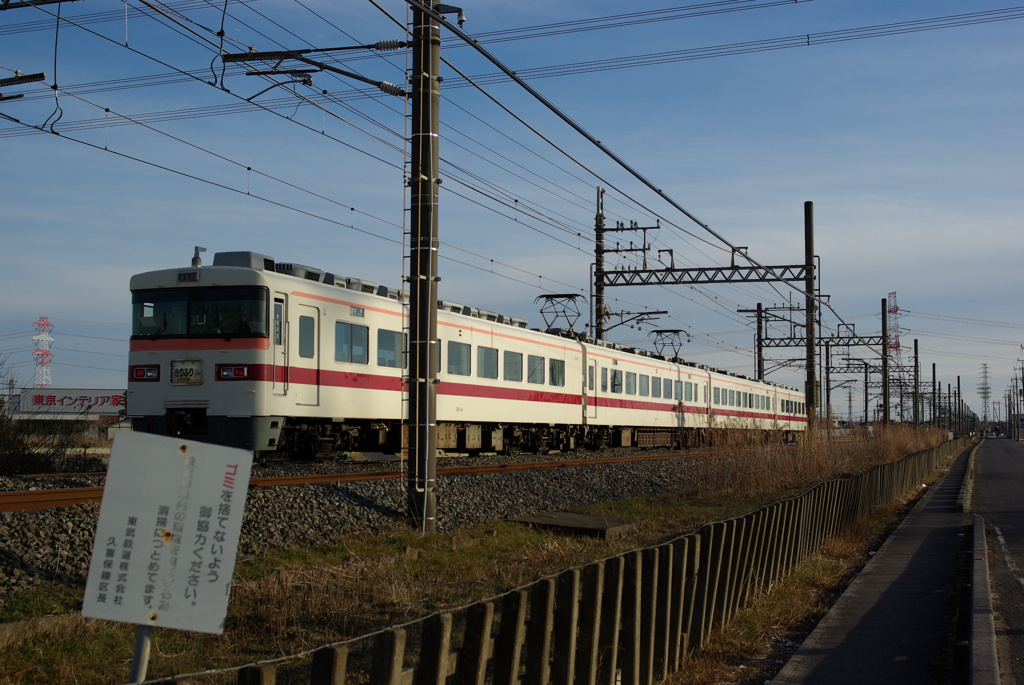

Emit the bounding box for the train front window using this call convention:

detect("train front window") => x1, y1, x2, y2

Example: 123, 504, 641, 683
132, 287, 269, 338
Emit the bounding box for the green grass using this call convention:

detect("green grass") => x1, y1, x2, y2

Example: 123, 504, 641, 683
0, 582, 83, 623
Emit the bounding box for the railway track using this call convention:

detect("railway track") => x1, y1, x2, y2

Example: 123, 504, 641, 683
0, 451, 710, 512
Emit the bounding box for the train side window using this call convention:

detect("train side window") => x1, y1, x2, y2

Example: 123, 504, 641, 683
675, 381, 683, 401
588, 365, 595, 392
504, 351, 523, 382
601, 368, 608, 392
477, 346, 498, 379
684, 382, 693, 402
448, 341, 471, 376
273, 299, 284, 345
625, 372, 636, 395
639, 375, 649, 397
713, 387, 720, 405
377, 329, 405, 368
549, 359, 565, 387
527, 355, 545, 384
611, 370, 623, 394
299, 316, 315, 359
652, 376, 661, 398
335, 322, 369, 364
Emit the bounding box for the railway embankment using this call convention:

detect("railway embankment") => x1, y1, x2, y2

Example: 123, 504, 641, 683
0, 449, 708, 606
0, 428, 959, 683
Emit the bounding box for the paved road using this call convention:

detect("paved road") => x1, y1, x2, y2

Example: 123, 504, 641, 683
771, 445, 970, 684
972, 437, 1024, 685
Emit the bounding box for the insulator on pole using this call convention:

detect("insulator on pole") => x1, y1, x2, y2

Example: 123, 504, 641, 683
372, 40, 406, 51
377, 81, 406, 97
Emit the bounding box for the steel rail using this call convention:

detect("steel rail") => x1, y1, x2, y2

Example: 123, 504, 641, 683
4, 443, 857, 512
2, 450, 710, 511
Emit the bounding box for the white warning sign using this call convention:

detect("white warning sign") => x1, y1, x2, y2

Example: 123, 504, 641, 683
82, 432, 252, 634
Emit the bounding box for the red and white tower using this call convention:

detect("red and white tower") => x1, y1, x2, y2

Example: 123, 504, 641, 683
887, 293, 908, 419
32, 316, 55, 388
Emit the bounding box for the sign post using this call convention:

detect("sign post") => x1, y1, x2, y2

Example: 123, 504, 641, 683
82, 431, 253, 681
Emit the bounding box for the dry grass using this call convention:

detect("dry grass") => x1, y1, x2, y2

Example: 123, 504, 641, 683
666, 497, 914, 685
0, 426, 946, 684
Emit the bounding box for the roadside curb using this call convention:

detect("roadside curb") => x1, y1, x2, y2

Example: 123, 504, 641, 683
972, 515, 1000, 685
957, 440, 982, 513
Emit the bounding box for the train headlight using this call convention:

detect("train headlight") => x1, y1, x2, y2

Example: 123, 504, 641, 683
217, 365, 249, 380
130, 365, 160, 381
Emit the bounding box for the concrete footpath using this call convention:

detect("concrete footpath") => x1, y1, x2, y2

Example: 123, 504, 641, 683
772, 445, 974, 685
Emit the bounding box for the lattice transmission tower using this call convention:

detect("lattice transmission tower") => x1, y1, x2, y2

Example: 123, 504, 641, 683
887, 292, 908, 419
32, 316, 54, 388
979, 363, 991, 425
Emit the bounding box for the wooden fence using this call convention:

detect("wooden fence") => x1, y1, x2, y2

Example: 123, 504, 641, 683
151, 438, 968, 685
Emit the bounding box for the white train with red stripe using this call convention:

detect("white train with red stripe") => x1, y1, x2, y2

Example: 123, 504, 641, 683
128, 251, 806, 460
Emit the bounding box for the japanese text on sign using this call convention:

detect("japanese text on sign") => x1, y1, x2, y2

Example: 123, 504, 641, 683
82, 432, 252, 634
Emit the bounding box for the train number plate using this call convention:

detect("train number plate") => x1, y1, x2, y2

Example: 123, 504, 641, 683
170, 360, 203, 384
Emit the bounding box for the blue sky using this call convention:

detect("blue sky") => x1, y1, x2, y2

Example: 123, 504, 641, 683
1, 0, 1022, 422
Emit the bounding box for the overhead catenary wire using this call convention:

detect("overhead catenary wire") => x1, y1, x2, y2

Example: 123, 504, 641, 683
6, 0, 1007, 384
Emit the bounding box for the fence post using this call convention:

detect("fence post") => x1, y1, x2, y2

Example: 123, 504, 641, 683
653, 544, 674, 680
370, 628, 407, 685
619, 550, 643, 685
680, 533, 701, 657
713, 519, 737, 628
310, 645, 348, 685
552, 569, 581, 685
596, 556, 624, 685
575, 562, 605, 685
414, 613, 453, 685
453, 602, 493, 685
493, 590, 527, 685
523, 578, 555, 685
237, 664, 276, 685
667, 536, 691, 667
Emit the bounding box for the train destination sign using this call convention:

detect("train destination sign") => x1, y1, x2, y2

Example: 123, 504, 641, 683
82, 432, 252, 634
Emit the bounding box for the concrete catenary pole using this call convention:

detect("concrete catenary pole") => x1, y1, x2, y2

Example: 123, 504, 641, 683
594, 187, 606, 340
804, 201, 816, 429
881, 298, 889, 424
406, 2, 442, 532
913, 338, 920, 426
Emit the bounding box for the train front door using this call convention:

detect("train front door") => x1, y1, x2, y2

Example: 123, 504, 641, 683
294, 303, 320, 406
